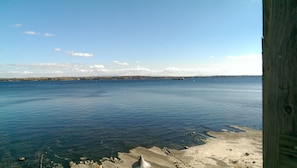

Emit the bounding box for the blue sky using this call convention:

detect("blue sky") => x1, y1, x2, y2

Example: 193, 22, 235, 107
0, 0, 262, 77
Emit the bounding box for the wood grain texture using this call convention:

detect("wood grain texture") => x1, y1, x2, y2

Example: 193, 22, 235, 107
263, 0, 297, 167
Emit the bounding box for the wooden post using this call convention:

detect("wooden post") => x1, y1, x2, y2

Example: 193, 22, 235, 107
263, 0, 297, 167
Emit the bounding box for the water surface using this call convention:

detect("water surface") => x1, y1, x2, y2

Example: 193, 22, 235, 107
0, 76, 262, 167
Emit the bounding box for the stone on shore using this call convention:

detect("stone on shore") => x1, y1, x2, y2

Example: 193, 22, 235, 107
18, 157, 25, 161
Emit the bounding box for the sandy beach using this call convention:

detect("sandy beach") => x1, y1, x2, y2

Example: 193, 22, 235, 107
70, 125, 262, 168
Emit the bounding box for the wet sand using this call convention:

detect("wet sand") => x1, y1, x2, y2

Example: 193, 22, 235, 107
70, 125, 262, 168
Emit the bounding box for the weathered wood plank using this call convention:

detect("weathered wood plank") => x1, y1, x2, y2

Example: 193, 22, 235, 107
263, 0, 297, 167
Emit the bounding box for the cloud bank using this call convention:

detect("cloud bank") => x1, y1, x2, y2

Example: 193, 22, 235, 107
0, 54, 262, 78
222, 54, 262, 75
90, 64, 106, 71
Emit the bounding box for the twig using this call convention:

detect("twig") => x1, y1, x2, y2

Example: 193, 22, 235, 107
39, 153, 44, 168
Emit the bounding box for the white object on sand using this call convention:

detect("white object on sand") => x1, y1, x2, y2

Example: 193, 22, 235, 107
139, 154, 151, 168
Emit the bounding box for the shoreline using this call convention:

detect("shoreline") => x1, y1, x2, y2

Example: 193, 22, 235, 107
0, 75, 261, 82
70, 125, 262, 168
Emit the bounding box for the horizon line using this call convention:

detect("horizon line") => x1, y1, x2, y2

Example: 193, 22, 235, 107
0, 75, 262, 81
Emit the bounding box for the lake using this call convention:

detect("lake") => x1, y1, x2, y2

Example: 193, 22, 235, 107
0, 76, 262, 167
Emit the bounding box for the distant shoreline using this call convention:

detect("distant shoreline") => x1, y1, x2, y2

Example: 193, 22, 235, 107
0, 75, 261, 82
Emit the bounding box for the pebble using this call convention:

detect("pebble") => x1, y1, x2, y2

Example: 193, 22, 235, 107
184, 146, 189, 149
18, 157, 25, 161
69, 161, 75, 166
113, 157, 119, 163
229, 159, 238, 164
80, 156, 87, 161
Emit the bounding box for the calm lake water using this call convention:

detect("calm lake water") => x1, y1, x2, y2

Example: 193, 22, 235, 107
0, 76, 262, 167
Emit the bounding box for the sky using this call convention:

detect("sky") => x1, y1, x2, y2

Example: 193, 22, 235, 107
0, 0, 262, 77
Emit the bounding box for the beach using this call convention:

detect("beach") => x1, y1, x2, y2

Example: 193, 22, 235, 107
70, 125, 262, 168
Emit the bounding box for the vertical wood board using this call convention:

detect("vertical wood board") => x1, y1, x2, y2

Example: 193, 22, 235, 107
263, 0, 297, 167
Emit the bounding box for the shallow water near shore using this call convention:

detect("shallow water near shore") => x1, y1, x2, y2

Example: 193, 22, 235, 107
0, 76, 262, 167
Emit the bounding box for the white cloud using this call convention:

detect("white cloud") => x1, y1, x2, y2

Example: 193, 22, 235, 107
24, 31, 40, 35
54, 48, 61, 52
76, 68, 91, 73
111, 67, 152, 76
44, 33, 55, 37
113, 60, 129, 66
0, 63, 107, 78
65, 51, 94, 57
164, 67, 183, 72
13, 23, 22, 27
23, 70, 33, 74
23, 31, 56, 37
90, 65, 106, 71
32, 63, 66, 67
162, 67, 206, 76
223, 54, 262, 75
